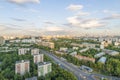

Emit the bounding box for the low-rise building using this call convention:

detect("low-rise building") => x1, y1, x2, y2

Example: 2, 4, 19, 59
75, 55, 95, 63
103, 49, 119, 56
55, 51, 66, 55
108, 51, 119, 56
15, 60, 30, 75
94, 52, 105, 58
34, 54, 44, 64
72, 47, 79, 50
70, 51, 77, 56
98, 57, 107, 64
79, 48, 89, 53
82, 43, 96, 48
38, 62, 52, 76
18, 48, 30, 55
71, 43, 97, 48
25, 76, 37, 80
38, 41, 54, 49
59, 47, 68, 52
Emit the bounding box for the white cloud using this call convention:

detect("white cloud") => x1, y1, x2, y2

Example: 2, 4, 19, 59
111, 13, 120, 18
8, 0, 40, 4
45, 26, 63, 32
102, 13, 120, 20
66, 4, 83, 11
76, 11, 90, 16
103, 10, 110, 13
67, 16, 106, 29
0, 25, 6, 31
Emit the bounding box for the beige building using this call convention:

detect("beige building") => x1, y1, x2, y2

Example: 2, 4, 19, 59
15, 60, 30, 75
34, 54, 44, 64
31, 48, 39, 55
0, 36, 5, 45
38, 62, 52, 76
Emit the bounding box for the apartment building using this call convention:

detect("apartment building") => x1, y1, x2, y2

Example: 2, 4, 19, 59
31, 48, 39, 55
38, 62, 52, 76
34, 54, 44, 64
18, 48, 30, 55
15, 60, 30, 75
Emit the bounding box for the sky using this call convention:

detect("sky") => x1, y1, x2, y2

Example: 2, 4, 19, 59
0, 0, 120, 36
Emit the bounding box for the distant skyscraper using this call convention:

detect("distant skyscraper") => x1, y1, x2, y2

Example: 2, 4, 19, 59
15, 60, 30, 75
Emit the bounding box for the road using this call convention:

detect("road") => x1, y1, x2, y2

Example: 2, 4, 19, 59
41, 50, 120, 80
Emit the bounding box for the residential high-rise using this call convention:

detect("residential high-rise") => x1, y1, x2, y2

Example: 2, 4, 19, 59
38, 62, 52, 76
31, 48, 39, 55
34, 54, 44, 64
15, 60, 30, 75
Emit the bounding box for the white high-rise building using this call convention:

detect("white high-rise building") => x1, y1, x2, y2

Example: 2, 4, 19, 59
15, 60, 30, 75
38, 62, 52, 76
34, 54, 44, 64
31, 48, 39, 55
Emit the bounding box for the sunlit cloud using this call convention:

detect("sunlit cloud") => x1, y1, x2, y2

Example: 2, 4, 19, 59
10, 17, 27, 21
66, 4, 83, 11
67, 16, 106, 29
7, 0, 40, 4
102, 13, 120, 20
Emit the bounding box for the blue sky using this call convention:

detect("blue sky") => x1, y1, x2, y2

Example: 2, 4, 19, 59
0, 0, 120, 36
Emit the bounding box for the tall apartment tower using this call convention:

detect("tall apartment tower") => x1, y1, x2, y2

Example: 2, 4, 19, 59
33, 54, 44, 64
38, 62, 52, 76
31, 48, 39, 55
15, 60, 30, 75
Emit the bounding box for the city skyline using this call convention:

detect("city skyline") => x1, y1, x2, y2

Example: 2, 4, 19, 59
0, 0, 120, 36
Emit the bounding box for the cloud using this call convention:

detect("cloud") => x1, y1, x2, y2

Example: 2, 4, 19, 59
0, 25, 7, 31
103, 10, 110, 14
44, 21, 55, 25
67, 16, 106, 29
10, 17, 26, 21
76, 11, 90, 16
27, 8, 39, 13
44, 26, 63, 32
7, 0, 40, 4
66, 4, 83, 11
102, 13, 120, 20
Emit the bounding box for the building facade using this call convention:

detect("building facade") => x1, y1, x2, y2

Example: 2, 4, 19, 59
38, 62, 52, 76
34, 54, 44, 64
18, 48, 30, 55
31, 48, 39, 55
15, 60, 30, 75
